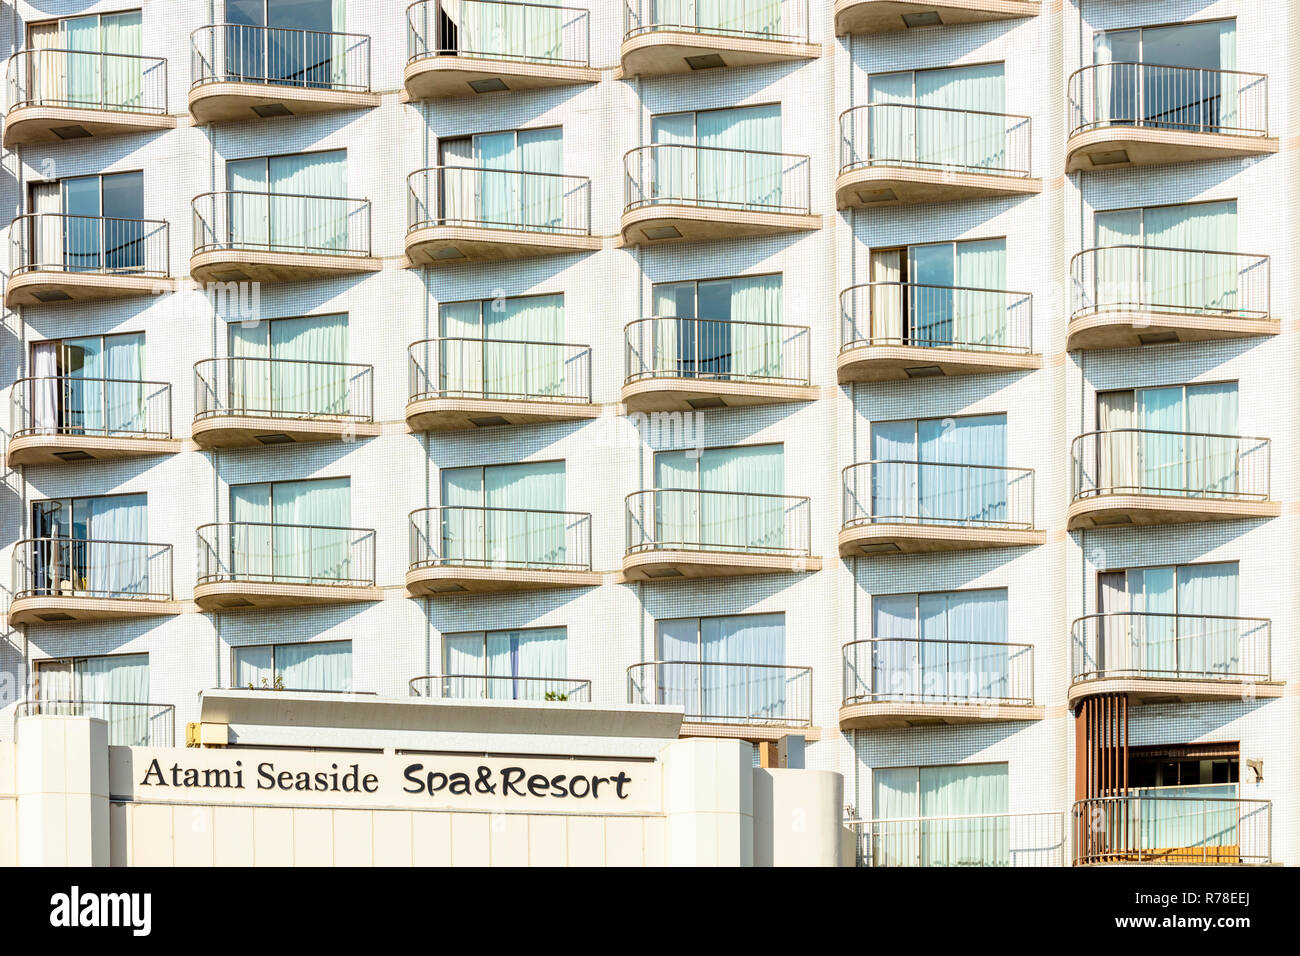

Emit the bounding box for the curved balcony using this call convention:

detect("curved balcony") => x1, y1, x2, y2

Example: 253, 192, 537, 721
848, 811, 1063, 867
192, 357, 379, 449
1068, 429, 1277, 530
195, 522, 380, 611
1069, 612, 1279, 706
840, 637, 1040, 729
623, 317, 816, 412
188, 23, 379, 123
837, 103, 1039, 208
626, 661, 817, 742
838, 282, 1038, 382
1073, 794, 1271, 866
406, 337, 597, 431
407, 505, 600, 595
8, 376, 178, 466
4, 48, 174, 146
621, 144, 817, 245
1067, 64, 1276, 173
406, 166, 599, 264
7, 213, 169, 306
841, 461, 1042, 556
834, 1, 1040, 36
10, 538, 179, 626
410, 674, 592, 702
1068, 246, 1275, 350
623, 488, 820, 580
405, 0, 598, 99
621, 0, 817, 77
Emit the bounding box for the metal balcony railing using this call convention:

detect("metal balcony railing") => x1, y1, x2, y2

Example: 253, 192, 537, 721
13, 538, 173, 602
191, 23, 371, 91
842, 638, 1034, 707
1068, 63, 1269, 139
408, 338, 592, 404
408, 165, 591, 236
626, 661, 812, 726
407, 0, 591, 67
624, 488, 812, 556
624, 317, 810, 386
7, 48, 168, 114
1073, 792, 1271, 865
409, 505, 592, 572
14, 699, 176, 747
848, 811, 1065, 867
11, 213, 169, 277
840, 282, 1033, 354
1070, 429, 1271, 502
843, 460, 1036, 529
196, 522, 376, 587
11, 376, 171, 442
839, 102, 1032, 178
623, 143, 811, 215
194, 357, 374, 422
192, 191, 372, 257
1071, 612, 1271, 685
623, 0, 808, 42
409, 674, 592, 702
1070, 246, 1270, 320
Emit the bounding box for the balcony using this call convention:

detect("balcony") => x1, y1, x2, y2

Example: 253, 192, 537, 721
15, 699, 176, 746
406, 505, 601, 595
623, 488, 820, 580
836, 103, 1039, 208
406, 166, 599, 264
8, 375, 178, 466
7, 213, 169, 306
1067, 64, 1277, 173
194, 522, 380, 610
841, 461, 1043, 556
10, 538, 179, 626
834, 1, 1041, 35
839, 638, 1040, 729
405, 0, 598, 99
4, 48, 174, 146
191, 191, 379, 283
621, 0, 818, 77
188, 23, 379, 123
406, 337, 598, 431
1073, 793, 1271, 866
623, 317, 817, 412
409, 674, 592, 702
192, 357, 380, 449
626, 661, 817, 742
848, 811, 1064, 867
838, 282, 1039, 382
621, 144, 817, 245
1068, 247, 1275, 350
1069, 612, 1279, 706
1068, 429, 1277, 530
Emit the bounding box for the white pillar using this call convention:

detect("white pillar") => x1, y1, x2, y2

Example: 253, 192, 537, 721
660, 737, 754, 866
753, 767, 844, 866
15, 716, 110, 867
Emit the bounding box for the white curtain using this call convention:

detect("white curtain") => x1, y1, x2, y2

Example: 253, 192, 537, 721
232, 478, 351, 583
915, 63, 1006, 171
444, 628, 566, 700
77, 653, 149, 746
29, 181, 62, 272
85, 494, 148, 597
1176, 563, 1238, 677
699, 444, 784, 550
439, 467, 486, 564
730, 274, 783, 380
653, 450, 699, 548
270, 151, 349, 251
102, 11, 143, 109
918, 764, 1009, 866
518, 127, 563, 230
869, 420, 917, 522
701, 612, 785, 721
235, 640, 351, 692
441, 462, 566, 566
650, 112, 696, 204
230, 314, 348, 416
104, 333, 145, 434
697, 105, 782, 210
30, 342, 59, 434
920, 589, 1009, 701
697, 0, 781, 36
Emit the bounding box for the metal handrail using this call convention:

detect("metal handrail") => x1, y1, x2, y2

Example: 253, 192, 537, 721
11, 375, 172, 441
842, 637, 1035, 706
196, 521, 376, 587
838, 102, 1033, 178
623, 143, 812, 215
623, 0, 809, 42
625, 660, 813, 726
7, 47, 168, 114
11, 212, 170, 277
847, 810, 1065, 867
624, 316, 811, 386
1069, 245, 1270, 320
407, 165, 592, 235
840, 281, 1033, 354
12, 537, 174, 602
408, 337, 592, 404
190, 22, 372, 91
409, 504, 593, 571
1072, 794, 1271, 865
408, 674, 592, 701
192, 190, 372, 257
407, 0, 591, 67
13, 699, 176, 746
193, 356, 374, 422
1070, 611, 1272, 684
1068, 62, 1269, 138
624, 487, 813, 556
843, 460, 1036, 529
1070, 428, 1271, 502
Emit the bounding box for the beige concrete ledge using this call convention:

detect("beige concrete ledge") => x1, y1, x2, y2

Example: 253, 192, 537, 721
836, 165, 1041, 209
9, 595, 182, 627
1066, 126, 1279, 174
620, 30, 820, 77
679, 721, 822, 743
190, 248, 382, 284
188, 81, 381, 124
404, 55, 600, 99
191, 415, 381, 450
623, 549, 821, 582
839, 700, 1044, 730
837, 344, 1041, 383
406, 565, 605, 596
839, 522, 1045, 557
622, 377, 819, 413
1067, 494, 1280, 530
1066, 310, 1279, 351
834, 0, 1040, 34
406, 225, 602, 266
5, 270, 166, 307
193, 580, 382, 612
620, 204, 820, 246
1067, 677, 1284, 708
3, 104, 177, 147
405, 396, 601, 432
7, 433, 181, 467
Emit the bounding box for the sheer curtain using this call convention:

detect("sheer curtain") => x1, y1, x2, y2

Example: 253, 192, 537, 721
270, 314, 349, 417
441, 467, 487, 563
226, 157, 270, 248
701, 613, 785, 721
1176, 563, 1238, 677
62, 16, 100, 107
697, 0, 781, 36
1142, 201, 1238, 314
276, 640, 352, 691
651, 112, 697, 203
475, 131, 518, 227
1097, 389, 1136, 494
1128, 566, 1177, 676
697, 105, 781, 210
927, 589, 1009, 700
104, 332, 145, 434
31, 342, 59, 434
1094, 207, 1142, 312
484, 461, 566, 565
270, 477, 352, 582
872, 767, 920, 866
730, 274, 782, 380
700, 444, 784, 550
867, 73, 914, 167
653, 450, 699, 548
78, 653, 149, 745
919, 764, 1009, 866
655, 618, 700, 711
518, 127, 563, 230
269, 150, 348, 252
445, 629, 566, 699
1186, 382, 1239, 497
918, 414, 1007, 525
231, 482, 273, 579
869, 420, 917, 522
486, 293, 564, 397
444, 632, 486, 698
954, 240, 1008, 348
85, 494, 147, 597
872, 593, 919, 700
102, 11, 143, 110
914, 63, 1006, 171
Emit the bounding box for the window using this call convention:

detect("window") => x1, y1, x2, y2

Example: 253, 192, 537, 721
867, 240, 1007, 349
651, 105, 782, 209
654, 612, 787, 722
27, 332, 147, 436
227, 313, 348, 417
650, 274, 784, 381
872, 763, 1010, 866
1127, 743, 1241, 853
28, 171, 144, 273
653, 443, 784, 550
868, 64, 1007, 170
234, 640, 352, 692
226, 150, 349, 252
440, 461, 567, 566
438, 294, 565, 398
35, 653, 150, 746
30, 494, 149, 598
224, 0, 345, 87
26, 10, 144, 109
442, 627, 567, 700
869, 414, 1008, 525
229, 477, 353, 582
439, 127, 563, 229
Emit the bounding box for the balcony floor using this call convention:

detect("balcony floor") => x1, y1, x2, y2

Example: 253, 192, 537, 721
1067, 494, 1280, 530
834, 0, 1041, 34
678, 722, 822, 743
9, 595, 182, 627
838, 344, 1041, 383
406, 225, 602, 266
188, 81, 381, 124
623, 549, 822, 582
619, 31, 820, 78
1067, 677, 1284, 708
620, 204, 820, 246
8, 433, 181, 468
192, 415, 382, 450
622, 377, 820, 413
406, 565, 606, 596
405, 397, 600, 432
836, 165, 1042, 209
1067, 309, 1279, 351
840, 523, 1045, 557
190, 249, 382, 284
3, 105, 177, 147
6, 270, 166, 307
193, 580, 382, 612
1066, 126, 1279, 174
404, 56, 600, 99
839, 700, 1044, 730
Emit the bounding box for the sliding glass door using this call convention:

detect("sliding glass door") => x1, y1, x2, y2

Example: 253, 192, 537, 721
439, 294, 564, 398
443, 628, 567, 700
651, 274, 782, 380
869, 64, 1006, 171
873, 763, 1010, 866
230, 478, 351, 582
656, 613, 785, 721
226, 150, 348, 252
651, 105, 782, 209
441, 461, 567, 566
873, 589, 1010, 702
228, 314, 348, 417
653, 444, 784, 551
870, 415, 1008, 525
36, 653, 149, 745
